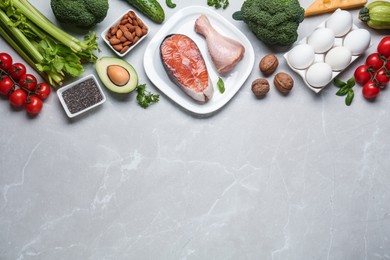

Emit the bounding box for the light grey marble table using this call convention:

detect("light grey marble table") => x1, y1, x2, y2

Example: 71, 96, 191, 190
1, 0, 389, 259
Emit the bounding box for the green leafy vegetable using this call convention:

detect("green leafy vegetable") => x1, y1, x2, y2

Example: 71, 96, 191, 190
136, 84, 160, 109
166, 0, 176, 8
207, 0, 229, 9
217, 77, 225, 93
0, 0, 99, 87
334, 77, 356, 106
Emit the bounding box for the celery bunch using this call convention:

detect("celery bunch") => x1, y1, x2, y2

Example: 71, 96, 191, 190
0, 0, 99, 87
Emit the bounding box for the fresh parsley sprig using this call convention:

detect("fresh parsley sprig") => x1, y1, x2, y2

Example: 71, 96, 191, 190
136, 84, 159, 109
334, 77, 355, 106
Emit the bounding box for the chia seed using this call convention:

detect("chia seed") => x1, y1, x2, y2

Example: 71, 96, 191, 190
62, 78, 103, 114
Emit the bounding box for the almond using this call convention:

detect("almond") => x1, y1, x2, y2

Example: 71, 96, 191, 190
120, 25, 128, 32
110, 26, 118, 35
126, 24, 134, 31
113, 44, 123, 51
116, 29, 123, 39
109, 37, 121, 45
137, 17, 144, 27
123, 41, 132, 46
135, 26, 142, 37
129, 11, 136, 19
120, 45, 130, 54
124, 31, 134, 41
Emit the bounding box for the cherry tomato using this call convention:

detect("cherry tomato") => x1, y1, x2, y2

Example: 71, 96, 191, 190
18, 73, 37, 92
8, 63, 26, 81
0, 52, 13, 71
377, 36, 390, 58
375, 68, 390, 85
362, 81, 380, 99
366, 53, 384, 70
0, 76, 14, 96
354, 65, 372, 85
35, 83, 51, 100
386, 57, 390, 71
25, 96, 43, 115
9, 89, 27, 107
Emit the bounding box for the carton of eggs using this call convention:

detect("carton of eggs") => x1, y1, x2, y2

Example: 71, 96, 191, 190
284, 9, 371, 93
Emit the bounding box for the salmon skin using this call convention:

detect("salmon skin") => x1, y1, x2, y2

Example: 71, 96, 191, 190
160, 34, 213, 103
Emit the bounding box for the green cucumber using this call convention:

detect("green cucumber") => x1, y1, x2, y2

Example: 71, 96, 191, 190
359, 1, 390, 29
124, 0, 165, 24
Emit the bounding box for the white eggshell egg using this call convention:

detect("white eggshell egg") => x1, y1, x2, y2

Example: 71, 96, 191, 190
325, 46, 352, 71
306, 62, 333, 88
343, 29, 371, 55
326, 10, 353, 37
287, 44, 315, 70
307, 28, 335, 53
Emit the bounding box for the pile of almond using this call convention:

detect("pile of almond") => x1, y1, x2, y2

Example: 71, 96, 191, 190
105, 11, 149, 54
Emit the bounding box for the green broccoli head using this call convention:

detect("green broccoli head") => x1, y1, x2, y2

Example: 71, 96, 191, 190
51, 0, 109, 28
238, 0, 305, 46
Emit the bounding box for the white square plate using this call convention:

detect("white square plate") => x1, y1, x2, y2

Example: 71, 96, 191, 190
143, 6, 255, 115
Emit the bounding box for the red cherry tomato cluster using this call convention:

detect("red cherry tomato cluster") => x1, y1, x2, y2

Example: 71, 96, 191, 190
354, 36, 390, 100
0, 52, 51, 115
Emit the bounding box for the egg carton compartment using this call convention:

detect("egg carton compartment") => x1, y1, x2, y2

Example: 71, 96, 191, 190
284, 9, 371, 93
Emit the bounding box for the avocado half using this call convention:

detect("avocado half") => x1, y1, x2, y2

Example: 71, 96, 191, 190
95, 57, 138, 94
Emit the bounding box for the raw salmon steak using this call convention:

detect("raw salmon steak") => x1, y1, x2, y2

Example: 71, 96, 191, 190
160, 34, 213, 103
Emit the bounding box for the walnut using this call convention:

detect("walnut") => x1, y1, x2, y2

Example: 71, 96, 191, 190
259, 54, 279, 76
274, 72, 294, 94
251, 78, 270, 97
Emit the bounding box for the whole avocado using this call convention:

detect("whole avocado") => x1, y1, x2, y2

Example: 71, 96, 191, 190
51, 0, 109, 28
233, 0, 305, 46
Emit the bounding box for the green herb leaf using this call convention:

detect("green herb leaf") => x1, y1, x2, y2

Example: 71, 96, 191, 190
334, 77, 356, 106
217, 77, 225, 94
333, 78, 346, 88
346, 77, 355, 87
345, 89, 354, 106
136, 84, 160, 109
336, 85, 350, 96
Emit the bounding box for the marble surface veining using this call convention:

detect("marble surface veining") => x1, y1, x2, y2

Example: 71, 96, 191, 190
1, 0, 390, 259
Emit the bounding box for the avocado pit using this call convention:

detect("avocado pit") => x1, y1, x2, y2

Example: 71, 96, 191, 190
107, 65, 130, 86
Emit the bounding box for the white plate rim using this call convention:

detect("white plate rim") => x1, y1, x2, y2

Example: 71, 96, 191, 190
143, 6, 255, 115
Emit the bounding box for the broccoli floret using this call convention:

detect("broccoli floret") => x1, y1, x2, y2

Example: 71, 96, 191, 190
51, 0, 109, 28
233, 0, 305, 46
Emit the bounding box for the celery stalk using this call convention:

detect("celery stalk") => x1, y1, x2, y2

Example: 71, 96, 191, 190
0, 0, 98, 87
0, 9, 43, 63
8, 0, 82, 52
